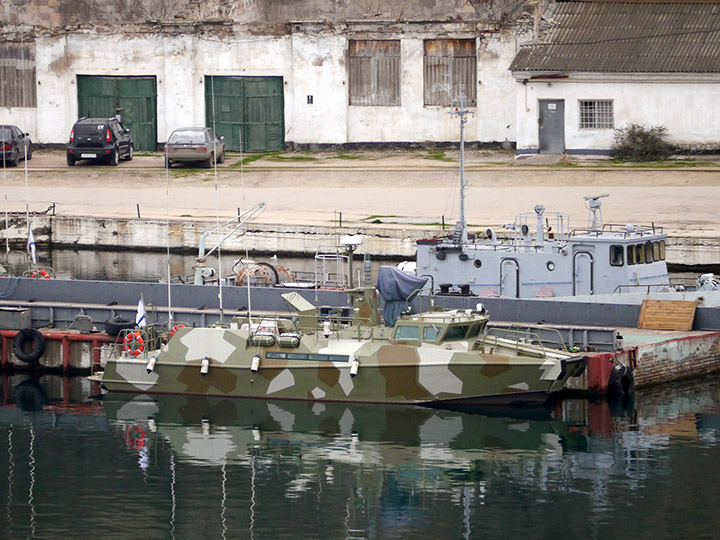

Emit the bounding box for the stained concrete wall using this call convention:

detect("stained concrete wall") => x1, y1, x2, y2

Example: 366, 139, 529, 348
515, 76, 720, 153
1, 0, 534, 147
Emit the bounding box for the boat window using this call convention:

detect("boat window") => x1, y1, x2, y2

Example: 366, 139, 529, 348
423, 326, 442, 341
444, 325, 469, 340
659, 240, 666, 260
466, 324, 481, 338
644, 241, 654, 263
610, 245, 624, 267
627, 245, 636, 265
635, 244, 645, 264
395, 325, 419, 340
653, 241, 660, 261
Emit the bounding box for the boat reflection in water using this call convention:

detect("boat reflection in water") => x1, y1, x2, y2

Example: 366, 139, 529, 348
2, 376, 720, 539
104, 394, 587, 471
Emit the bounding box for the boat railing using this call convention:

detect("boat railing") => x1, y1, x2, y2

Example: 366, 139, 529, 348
612, 283, 679, 294
571, 223, 664, 238
479, 325, 569, 357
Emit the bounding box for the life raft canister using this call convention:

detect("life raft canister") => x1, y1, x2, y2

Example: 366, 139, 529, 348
123, 331, 145, 357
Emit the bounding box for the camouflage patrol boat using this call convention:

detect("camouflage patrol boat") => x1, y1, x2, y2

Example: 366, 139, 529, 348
94, 272, 586, 406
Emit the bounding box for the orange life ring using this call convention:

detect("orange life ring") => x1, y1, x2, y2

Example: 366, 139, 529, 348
123, 331, 145, 357
169, 323, 186, 337
31, 269, 50, 279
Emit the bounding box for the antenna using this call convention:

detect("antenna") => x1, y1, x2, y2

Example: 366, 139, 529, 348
449, 88, 474, 246
584, 193, 609, 231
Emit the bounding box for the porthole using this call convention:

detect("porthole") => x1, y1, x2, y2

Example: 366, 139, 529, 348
474, 259, 482, 268
546, 261, 555, 271
459, 253, 468, 261
436, 251, 446, 260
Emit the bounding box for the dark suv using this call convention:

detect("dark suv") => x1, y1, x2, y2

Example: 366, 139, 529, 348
66, 117, 133, 166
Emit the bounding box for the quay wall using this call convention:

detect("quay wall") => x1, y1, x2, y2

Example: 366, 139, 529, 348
7, 214, 720, 266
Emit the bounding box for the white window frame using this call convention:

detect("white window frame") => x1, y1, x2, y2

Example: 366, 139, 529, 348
579, 99, 614, 129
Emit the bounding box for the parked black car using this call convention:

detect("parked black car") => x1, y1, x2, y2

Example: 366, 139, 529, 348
66, 117, 133, 166
0, 125, 33, 167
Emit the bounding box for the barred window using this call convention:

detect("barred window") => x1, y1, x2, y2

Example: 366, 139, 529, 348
579, 100, 613, 129
424, 39, 476, 106
349, 40, 400, 106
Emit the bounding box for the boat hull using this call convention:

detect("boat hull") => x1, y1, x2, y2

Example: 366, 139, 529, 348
97, 327, 586, 406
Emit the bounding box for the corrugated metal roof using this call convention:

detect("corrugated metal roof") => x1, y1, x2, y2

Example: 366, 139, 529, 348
510, 2, 720, 73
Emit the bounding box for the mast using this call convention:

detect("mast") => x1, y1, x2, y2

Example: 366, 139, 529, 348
450, 91, 473, 245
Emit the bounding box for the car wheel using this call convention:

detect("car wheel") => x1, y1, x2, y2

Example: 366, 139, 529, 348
7, 152, 18, 167
124, 145, 133, 161
26, 145, 32, 160
66, 154, 75, 166
218, 150, 225, 164
204, 154, 213, 168
109, 148, 120, 166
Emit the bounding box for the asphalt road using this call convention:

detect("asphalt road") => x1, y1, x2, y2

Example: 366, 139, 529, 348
3, 149, 720, 238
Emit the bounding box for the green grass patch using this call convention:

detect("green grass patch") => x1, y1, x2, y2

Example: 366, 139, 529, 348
180, 214, 192, 217
332, 152, 365, 160
422, 149, 455, 162
228, 152, 277, 167
265, 154, 318, 162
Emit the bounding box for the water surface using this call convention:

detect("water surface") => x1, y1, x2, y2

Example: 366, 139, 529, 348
1, 375, 719, 539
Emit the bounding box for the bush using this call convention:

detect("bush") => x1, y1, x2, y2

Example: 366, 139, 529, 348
610, 123, 675, 161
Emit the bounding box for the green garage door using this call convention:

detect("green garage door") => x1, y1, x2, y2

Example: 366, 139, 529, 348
205, 76, 284, 152
77, 76, 157, 151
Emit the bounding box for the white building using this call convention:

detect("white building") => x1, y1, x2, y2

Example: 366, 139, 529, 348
510, 1, 720, 155
0, 0, 535, 152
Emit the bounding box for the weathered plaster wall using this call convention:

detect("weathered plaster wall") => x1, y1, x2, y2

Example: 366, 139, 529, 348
516, 76, 720, 153
2, 0, 538, 147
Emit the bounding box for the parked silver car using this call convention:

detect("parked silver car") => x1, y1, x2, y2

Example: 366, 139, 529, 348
165, 127, 225, 168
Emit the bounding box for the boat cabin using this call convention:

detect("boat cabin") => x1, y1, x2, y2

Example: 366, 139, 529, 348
392, 311, 488, 344
416, 196, 670, 298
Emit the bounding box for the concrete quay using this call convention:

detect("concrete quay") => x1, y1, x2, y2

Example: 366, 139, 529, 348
1, 149, 720, 266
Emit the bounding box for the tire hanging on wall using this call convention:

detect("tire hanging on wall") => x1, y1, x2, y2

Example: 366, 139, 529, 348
607, 364, 635, 395
13, 328, 45, 364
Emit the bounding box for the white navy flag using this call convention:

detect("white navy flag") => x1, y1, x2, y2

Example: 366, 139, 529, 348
28, 229, 37, 264
136, 297, 147, 327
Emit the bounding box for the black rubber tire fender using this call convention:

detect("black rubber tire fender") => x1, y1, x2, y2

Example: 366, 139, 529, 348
607, 364, 635, 394
13, 328, 45, 364
104, 316, 136, 336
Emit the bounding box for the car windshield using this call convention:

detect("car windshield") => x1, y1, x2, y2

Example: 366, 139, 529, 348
75, 123, 107, 137
168, 130, 207, 144
0, 128, 11, 140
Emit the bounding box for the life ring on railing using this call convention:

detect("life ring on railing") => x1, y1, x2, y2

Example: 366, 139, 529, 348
30, 269, 50, 279
169, 323, 186, 337
13, 328, 45, 364
123, 331, 145, 357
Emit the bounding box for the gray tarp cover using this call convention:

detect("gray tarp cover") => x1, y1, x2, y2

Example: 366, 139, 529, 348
376, 266, 428, 326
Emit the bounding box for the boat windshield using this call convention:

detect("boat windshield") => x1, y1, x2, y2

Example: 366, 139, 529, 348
394, 325, 419, 340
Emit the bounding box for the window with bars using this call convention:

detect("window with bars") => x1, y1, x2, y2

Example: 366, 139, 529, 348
579, 100, 613, 129
348, 40, 400, 106
423, 39, 476, 107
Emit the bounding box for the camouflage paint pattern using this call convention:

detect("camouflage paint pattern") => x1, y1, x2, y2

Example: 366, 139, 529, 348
99, 311, 586, 405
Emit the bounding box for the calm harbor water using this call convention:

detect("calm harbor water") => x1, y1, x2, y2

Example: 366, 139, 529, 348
0, 375, 719, 539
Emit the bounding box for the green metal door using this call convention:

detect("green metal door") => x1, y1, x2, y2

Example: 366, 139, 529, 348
205, 76, 284, 153
77, 76, 157, 151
